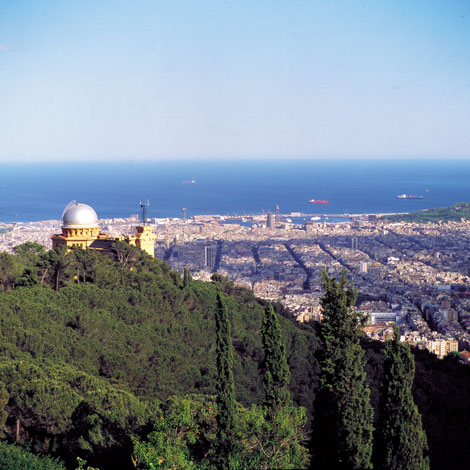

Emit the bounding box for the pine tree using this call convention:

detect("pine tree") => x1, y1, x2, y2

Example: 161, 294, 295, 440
375, 324, 429, 470
311, 271, 374, 470
261, 301, 291, 416
215, 290, 236, 469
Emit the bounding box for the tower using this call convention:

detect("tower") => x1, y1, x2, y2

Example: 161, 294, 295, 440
267, 213, 275, 230
351, 236, 359, 250
140, 200, 150, 225
275, 204, 280, 222
182, 207, 187, 220
128, 225, 157, 257
204, 245, 217, 269
126, 201, 157, 257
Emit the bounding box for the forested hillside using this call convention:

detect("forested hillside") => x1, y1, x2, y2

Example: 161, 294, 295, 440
0, 243, 469, 469
0, 243, 316, 469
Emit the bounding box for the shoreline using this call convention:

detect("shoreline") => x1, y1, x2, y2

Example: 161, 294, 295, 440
0, 211, 411, 226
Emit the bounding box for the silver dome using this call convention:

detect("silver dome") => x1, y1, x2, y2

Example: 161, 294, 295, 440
62, 203, 99, 227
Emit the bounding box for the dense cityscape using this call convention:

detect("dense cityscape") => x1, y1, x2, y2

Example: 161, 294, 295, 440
2, 210, 469, 361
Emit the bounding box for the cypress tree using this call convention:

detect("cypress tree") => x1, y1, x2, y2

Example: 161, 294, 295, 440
311, 271, 374, 470
261, 301, 291, 416
375, 324, 429, 470
215, 290, 236, 469
183, 267, 192, 288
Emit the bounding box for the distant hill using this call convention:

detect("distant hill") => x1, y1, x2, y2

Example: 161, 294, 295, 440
380, 202, 470, 223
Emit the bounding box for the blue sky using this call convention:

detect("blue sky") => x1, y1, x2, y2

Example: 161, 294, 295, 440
0, 0, 469, 162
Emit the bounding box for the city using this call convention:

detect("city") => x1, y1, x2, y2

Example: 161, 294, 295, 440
2, 211, 469, 360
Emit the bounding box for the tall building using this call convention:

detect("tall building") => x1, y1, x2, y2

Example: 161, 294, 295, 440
204, 245, 217, 269
351, 236, 359, 250
267, 213, 275, 230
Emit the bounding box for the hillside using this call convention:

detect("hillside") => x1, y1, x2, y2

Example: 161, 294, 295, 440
0, 243, 470, 469
380, 202, 470, 223
0, 244, 316, 468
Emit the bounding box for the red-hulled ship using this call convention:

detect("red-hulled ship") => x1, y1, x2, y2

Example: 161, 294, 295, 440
309, 199, 330, 204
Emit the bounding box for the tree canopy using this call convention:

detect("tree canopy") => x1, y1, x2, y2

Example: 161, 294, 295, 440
311, 271, 374, 470
0, 245, 469, 469
374, 324, 429, 470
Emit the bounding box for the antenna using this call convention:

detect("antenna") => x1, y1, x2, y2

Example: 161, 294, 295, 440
61, 200, 77, 219
139, 200, 150, 225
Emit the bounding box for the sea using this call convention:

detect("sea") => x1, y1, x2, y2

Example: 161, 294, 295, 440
0, 158, 469, 223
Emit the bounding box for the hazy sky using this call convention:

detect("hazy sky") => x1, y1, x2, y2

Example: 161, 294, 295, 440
1, 0, 469, 162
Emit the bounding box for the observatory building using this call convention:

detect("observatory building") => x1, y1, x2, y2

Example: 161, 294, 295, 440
51, 203, 103, 250
51, 202, 157, 257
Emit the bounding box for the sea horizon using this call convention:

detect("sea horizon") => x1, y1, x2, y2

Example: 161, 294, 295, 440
1, 158, 470, 224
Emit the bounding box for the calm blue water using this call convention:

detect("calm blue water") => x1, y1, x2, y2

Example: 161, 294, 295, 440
0, 159, 469, 223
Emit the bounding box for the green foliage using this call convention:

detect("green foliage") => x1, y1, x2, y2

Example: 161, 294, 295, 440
12, 243, 45, 288
215, 291, 236, 469
236, 402, 309, 470
46, 246, 75, 291
0, 441, 65, 470
0, 252, 23, 292
251, 302, 309, 469
183, 268, 192, 289
311, 271, 374, 470
132, 395, 216, 470
374, 325, 429, 470
132, 394, 309, 470
112, 241, 148, 270
13, 242, 46, 259
0, 246, 316, 469
75, 457, 100, 470
381, 202, 470, 223
68, 386, 150, 463
1, 360, 80, 436
1, 244, 470, 468
261, 302, 291, 415
0, 386, 9, 438
0, 359, 152, 470
132, 298, 309, 470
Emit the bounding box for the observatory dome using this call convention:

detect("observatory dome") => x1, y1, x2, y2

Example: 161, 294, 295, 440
62, 203, 99, 227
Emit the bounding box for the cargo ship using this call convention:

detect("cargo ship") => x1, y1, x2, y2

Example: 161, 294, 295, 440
396, 194, 424, 199
309, 199, 330, 204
